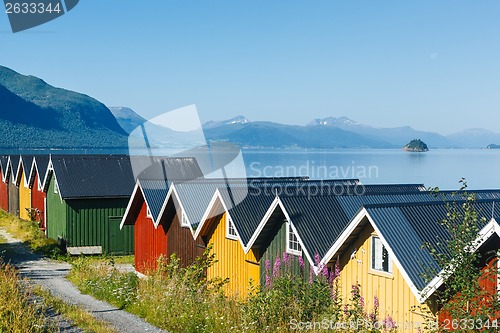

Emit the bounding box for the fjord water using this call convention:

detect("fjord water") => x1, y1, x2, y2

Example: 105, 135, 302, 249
242, 149, 500, 190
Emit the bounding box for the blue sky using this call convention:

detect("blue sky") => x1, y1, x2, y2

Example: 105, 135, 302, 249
1, 1, 499, 134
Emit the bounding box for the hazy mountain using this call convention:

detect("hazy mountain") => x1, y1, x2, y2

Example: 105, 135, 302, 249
109, 107, 146, 134
200, 115, 500, 149
0, 65, 128, 149
308, 116, 452, 148
204, 119, 391, 148
203, 115, 249, 129
446, 128, 500, 149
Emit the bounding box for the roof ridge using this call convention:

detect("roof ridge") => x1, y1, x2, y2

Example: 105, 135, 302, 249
362, 198, 500, 210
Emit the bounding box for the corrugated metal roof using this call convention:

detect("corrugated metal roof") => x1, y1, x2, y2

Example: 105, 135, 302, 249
19, 155, 34, 184
8, 155, 20, 180
219, 187, 277, 245
280, 194, 349, 260
174, 177, 312, 229
0, 155, 9, 180
50, 155, 136, 199
132, 156, 204, 181
139, 179, 170, 221
278, 189, 500, 263
364, 200, 500, 291
180, 178, 363, 230
32, 155, 49, 187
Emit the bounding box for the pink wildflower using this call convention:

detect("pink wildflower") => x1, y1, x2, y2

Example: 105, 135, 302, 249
265, 259, 271, 272
265, 275, 271, 288
273, 256, 281, 277
298, 256, 305, 269
334, 258, 340, 278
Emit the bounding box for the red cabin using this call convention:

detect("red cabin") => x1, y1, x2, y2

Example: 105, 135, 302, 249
29, 156, 49, 230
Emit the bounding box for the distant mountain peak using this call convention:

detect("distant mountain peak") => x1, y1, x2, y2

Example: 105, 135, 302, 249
226, 115, 249, 125
307, 116, 367, 128
203, 115, 250, 129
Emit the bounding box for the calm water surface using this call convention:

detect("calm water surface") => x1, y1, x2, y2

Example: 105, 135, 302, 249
242, 149, 500, 190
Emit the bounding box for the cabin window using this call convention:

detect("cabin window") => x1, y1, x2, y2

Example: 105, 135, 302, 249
146, 206, 152, 219
226, 215, 238, 240
286, 221, 302, 256
371, 236, 392, 273
54, 180, 59, 194
181, 211, 189, 227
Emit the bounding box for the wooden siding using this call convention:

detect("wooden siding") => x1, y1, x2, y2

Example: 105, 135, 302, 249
66, 198, 133, 254
30, 174, 46, 229
8, 172, 19, 217
0, 169, 8, 211
19, 171, 31, 220
258, 219, 311, 286
134, 201, 167, 273
46, 175, 67, 243
205, 212, 260, 298
163, 204, 205, 267
338, 222, 434, 332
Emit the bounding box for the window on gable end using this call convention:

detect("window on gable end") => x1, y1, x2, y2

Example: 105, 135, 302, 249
226, 215, 238, 240
371, 236, 392, 274
54, 180, 59, 194
286, 220, 302, 256
181, 210, 189, 227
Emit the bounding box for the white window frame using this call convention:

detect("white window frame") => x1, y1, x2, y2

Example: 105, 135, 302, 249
286, 220, 302, 256
371, 236, 392, 274
181, 210, 189, 227
146, 206, 153, 219
226, 215, 238, 240
54, 179, 59, 194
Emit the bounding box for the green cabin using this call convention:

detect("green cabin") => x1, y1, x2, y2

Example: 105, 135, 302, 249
44, 155, 135, 255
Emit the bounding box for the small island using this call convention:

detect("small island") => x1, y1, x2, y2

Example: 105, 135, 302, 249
487, 144, 500, 149
403, 139, 429, 152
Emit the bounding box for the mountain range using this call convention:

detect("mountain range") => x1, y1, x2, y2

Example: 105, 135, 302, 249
1, 64, 499, 150
112, 109, 500, 149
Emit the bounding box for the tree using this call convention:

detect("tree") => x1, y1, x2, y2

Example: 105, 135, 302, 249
419, 179, 500, 332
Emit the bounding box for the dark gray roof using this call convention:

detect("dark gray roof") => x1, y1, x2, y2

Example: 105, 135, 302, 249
18, 155, 34, 184
50, 155, 136, 199
49, 155, 203, 200
276, 189, 500, 263
181, 178, 361, 230
131, 156, 204, 181
31, 155, 50, 187
363, 200, 500, 291
220, 187, 277, 245
0, 155, 9, 178
8, 155, 20, 181
173, 178, 297, 229
139, 179, 170, 221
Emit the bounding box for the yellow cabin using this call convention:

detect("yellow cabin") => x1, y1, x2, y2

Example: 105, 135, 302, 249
320, 203, 457, 332
195, 189, 260, 298
17, 156, 33, 220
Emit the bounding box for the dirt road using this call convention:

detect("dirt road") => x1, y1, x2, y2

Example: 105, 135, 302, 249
0, 228, 166, 333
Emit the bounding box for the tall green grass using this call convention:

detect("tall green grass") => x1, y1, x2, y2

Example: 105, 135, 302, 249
0, 261, 52, 333
69, 249, 398, 333
0, 210, 60, 256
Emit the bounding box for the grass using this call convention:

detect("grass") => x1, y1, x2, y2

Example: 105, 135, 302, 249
0, 210, 119, 333
33, 287, 117, 333
0, 261, 53, 332
0, 210, 60, 257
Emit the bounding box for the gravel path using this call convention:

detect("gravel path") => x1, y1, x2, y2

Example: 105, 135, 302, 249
0, 228, 166, 333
